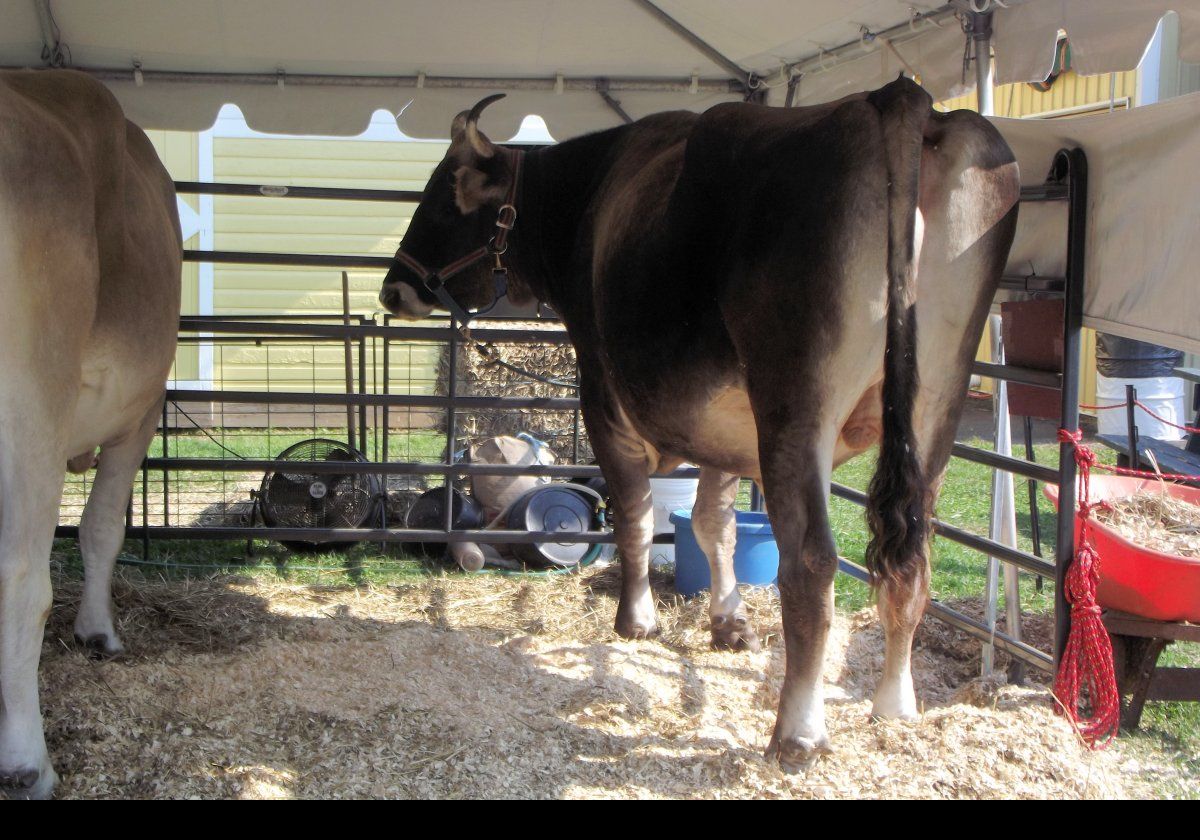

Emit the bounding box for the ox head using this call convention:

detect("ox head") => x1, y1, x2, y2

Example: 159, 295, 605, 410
379, 94, 528, 321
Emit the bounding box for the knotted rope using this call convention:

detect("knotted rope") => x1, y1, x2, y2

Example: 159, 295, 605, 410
1054, 428, 1121, 748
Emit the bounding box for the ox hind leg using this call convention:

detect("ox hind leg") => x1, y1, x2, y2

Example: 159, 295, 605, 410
871, 166, 1017, 719
0, 394, 71, 799
692, 468, 759, 651
73, 402, 161, 657
757, 415, 840, 769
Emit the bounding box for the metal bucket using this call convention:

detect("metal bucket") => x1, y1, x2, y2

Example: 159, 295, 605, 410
506, 483, 604, 567
403, 487, 484, 559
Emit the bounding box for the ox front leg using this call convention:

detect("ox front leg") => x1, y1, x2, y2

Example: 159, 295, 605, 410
74, 406, 160, 657
0, 448, 64, 799
578, 380, 659, 639
760, 434, 838, 771
692, 468, 759, 651
610, 473, 659, 639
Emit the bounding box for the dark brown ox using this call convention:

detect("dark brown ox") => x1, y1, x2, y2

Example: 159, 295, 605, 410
380, 78, 1019, 769
0, 70, 182, 798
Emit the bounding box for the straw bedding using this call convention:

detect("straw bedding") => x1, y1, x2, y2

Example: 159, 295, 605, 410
1095, 490, 1200, 558
35, 560, 1133, 799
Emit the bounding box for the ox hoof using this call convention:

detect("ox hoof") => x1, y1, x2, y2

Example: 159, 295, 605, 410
74, 632, 125, 660
766, 733, 833, 773
871, 680, 919, 721
870, 702, 919, 723
614, 595, 659, 640
0, 765, 57, 800
710, 614, 761, 652
614, 617, 660, 640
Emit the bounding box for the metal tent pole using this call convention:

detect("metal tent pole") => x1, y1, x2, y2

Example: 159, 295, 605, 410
1054, 149, 1088, 665
970, 9, 1023, 678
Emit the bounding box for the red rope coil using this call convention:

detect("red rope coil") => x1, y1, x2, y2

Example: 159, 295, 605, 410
1053, 428, 1121, 748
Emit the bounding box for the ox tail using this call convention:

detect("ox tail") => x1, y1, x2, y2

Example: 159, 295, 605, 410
863, 77, 933, 589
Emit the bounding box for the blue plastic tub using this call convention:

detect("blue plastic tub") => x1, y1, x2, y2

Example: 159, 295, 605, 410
669, 510, 779, 597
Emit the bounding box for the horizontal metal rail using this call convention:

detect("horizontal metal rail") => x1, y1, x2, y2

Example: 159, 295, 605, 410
1018, 184, 1068, 202
57, 525, 667, 545
177, 317, 571, 344
950, 443, 1059, 485
184, 249, 393, 269
830, 482, 1054, 578
838, 559, 1053, 672
972, 361, 1062, 389
144, 458, 698, 480
175, 180, 423, 203
998, 274, 1066, 294
167, 388, 580, 411
60, 66, 745, 95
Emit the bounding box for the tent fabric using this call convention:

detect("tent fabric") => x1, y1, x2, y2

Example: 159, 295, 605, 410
1, 0, 1196, 352
994, 91, 1200, 355
1, 0, 952, 137
994, 1, 1200, 86
0, 1, 1189, 138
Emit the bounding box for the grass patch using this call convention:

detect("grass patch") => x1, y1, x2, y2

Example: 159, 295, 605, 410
829, 437, 1073, 614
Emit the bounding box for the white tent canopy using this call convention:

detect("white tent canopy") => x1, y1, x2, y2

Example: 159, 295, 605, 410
1, 0, 1197, 351
2, 0, 1198, 138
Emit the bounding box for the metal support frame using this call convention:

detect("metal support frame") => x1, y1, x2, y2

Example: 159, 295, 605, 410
14, 65, 744, 96
627, 0, 754, 91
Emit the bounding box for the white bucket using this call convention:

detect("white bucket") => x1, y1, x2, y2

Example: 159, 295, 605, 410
1095, 374, 1187, 442
648, 468, 699, 568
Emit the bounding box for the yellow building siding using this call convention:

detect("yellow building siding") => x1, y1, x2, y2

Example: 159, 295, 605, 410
144, 129, 200, 381
211, 136, 450, 393
944, 68, 1138, 411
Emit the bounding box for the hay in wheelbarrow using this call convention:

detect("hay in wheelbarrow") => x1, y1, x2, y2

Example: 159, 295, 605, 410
34, 558, 1140, 799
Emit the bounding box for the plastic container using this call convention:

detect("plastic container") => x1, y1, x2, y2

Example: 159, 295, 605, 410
648, 470, 698, 567
669, 510, 779, 597
506, 483, 603, 567
1045, 475, 1200, 622
403, 488, 483, 559
1095, 374, 1187, 442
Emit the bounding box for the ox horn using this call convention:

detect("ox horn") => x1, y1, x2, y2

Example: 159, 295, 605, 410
452, 93, 506, 159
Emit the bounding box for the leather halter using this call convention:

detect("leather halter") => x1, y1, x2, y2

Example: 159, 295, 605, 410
390, 148, 524, 328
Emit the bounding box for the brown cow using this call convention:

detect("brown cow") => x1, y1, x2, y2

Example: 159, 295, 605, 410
380, 78, 1019, 768
0, 69, 181, 798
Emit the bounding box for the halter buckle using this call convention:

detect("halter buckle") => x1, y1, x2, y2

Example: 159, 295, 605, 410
495, 204, 517, 231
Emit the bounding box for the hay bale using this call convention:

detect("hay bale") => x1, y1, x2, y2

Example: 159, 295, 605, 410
437, 321, 591, 464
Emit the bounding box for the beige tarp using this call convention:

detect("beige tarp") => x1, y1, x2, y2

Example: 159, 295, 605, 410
995, 91, 1200, 354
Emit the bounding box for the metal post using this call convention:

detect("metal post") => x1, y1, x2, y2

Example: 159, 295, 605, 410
1054, 149, 1088, 665
341, 271, 357, 448
444, 320, 459, 535
358, 321, 368, 455
161, 398, 170, 526
1024, 415, 1045, 592
1125, 384, 1140, 468
983, 321, 1023, 678
972, 8, 1024, 679
969, 11, 995, 117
